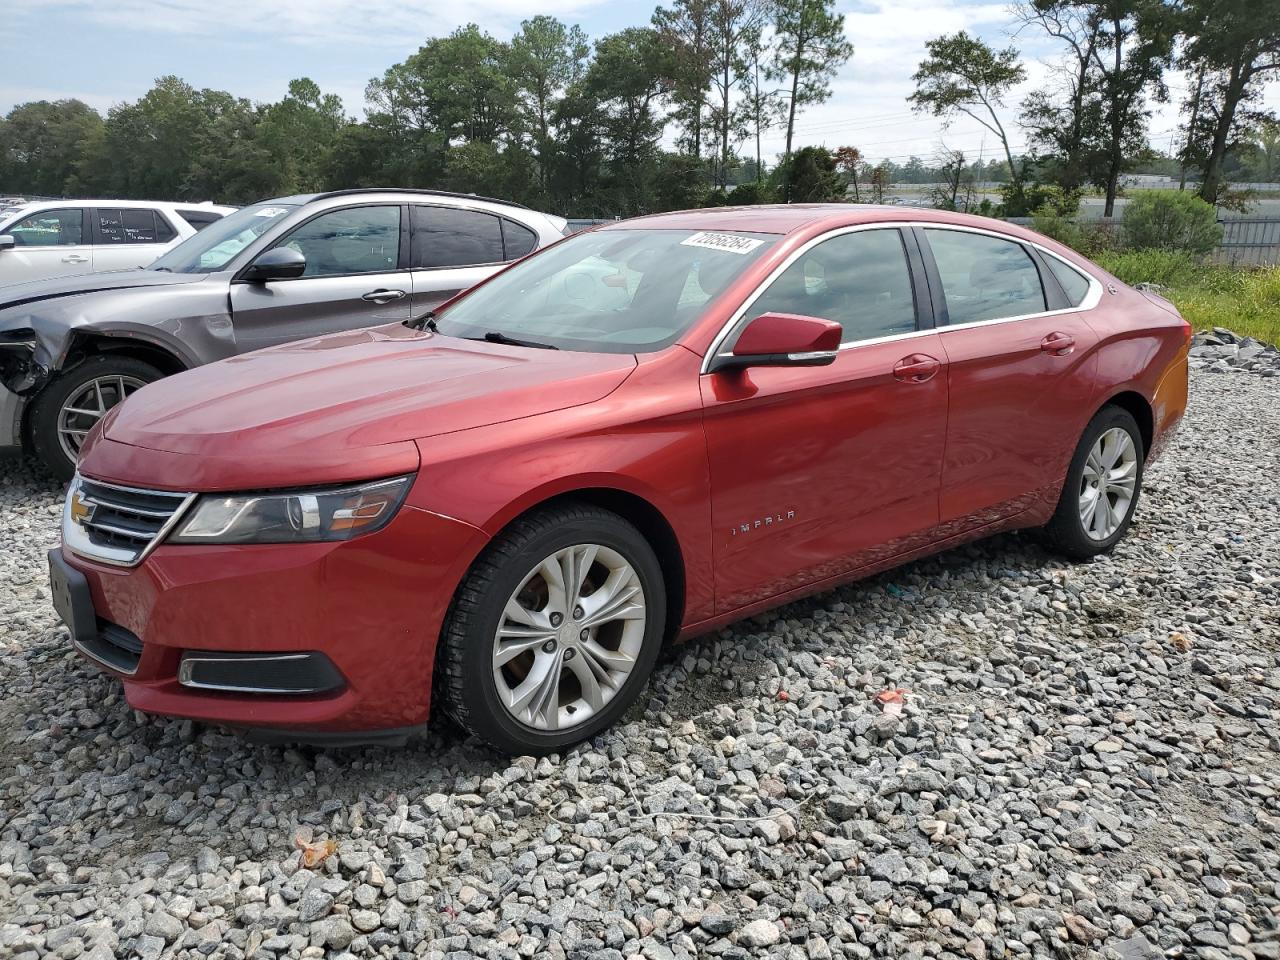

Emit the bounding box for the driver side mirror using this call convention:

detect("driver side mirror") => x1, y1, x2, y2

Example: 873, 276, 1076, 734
709, 312, 842, 373
0, 236, 14, 253
243, 247, 306, 282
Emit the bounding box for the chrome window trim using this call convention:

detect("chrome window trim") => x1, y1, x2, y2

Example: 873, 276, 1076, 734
700, 220, 1104, 373
62, 473, 196, 568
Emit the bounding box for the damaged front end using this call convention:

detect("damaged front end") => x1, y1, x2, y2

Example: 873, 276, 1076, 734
0, 328, 52, 396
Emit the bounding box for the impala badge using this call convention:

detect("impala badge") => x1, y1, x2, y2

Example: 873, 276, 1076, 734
730, 509, 795, 536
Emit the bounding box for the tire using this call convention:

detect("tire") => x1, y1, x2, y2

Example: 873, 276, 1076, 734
28, 355, 163, 482
1042, 405, 1145, 561
438, 503, 666, 755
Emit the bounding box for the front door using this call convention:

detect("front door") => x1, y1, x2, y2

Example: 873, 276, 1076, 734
0, 208, 92, 286
229, 204, 411, 353
920, 226, 1101, 530
700, 227, 949, 614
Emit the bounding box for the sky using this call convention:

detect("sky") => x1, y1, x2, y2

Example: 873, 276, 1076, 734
1, 0, 1276, 171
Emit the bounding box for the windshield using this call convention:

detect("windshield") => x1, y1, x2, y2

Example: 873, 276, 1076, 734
149, 203, 296, 274
435, 228, 776, 353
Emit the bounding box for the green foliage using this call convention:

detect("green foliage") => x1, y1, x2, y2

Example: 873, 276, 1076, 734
1168, 266, 1280, 345
723, 179, 774, 204
1029, 207, 1115, 257
1122, 190, 1222, 255
767, 0, 853, 160
0, 99, 103, 196
772, 146, 842, 202
1004, 182, 1081, 218
1093, 248, 1200, 287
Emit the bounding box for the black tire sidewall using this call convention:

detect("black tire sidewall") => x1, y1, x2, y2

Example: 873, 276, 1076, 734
29, 356, 163, 482
446, 509, 666, 755
1050, 406, 1145, 558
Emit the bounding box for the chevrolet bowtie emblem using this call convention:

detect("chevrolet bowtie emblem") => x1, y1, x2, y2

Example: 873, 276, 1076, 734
69, 491, 95, 525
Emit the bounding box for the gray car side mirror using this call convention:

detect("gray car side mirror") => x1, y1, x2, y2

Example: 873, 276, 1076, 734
244, 247, 306, 281
0, 236, 15, 252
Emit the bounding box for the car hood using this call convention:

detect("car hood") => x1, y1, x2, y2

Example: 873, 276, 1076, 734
0, 268, 205, 310
103, 323, 637, 464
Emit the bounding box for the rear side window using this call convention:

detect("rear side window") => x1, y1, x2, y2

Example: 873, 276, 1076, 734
1045, 254, 1092, 306
411, 206, 504, 268
4, 209, 84, 246
96, 209, 168, 245
154, 212, 177, 243
501, 219, 538, 260
925, 229, 1047, 324
177, 209, 225, 231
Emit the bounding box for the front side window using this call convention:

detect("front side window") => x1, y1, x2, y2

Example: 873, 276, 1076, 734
276, 206, 401, 277
5, 209, 84, 247
412, 206, 504, 268
926, 229, 1047, 325
742, 229, 917, 344
436, 228, 776, 353
150, 203, 296, 274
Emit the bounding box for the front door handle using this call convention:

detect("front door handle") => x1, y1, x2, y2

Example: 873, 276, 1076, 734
362, 288, 406, 304
62, 254, 89, 264
893, 353, 941, 383
1041, 332, 1075, 355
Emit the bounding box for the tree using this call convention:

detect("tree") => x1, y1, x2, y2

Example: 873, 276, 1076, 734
832, 145, 861, 200
742, 31, 785, 185
931, 145, 970, 210
1241, 121, 1280, 182
0, 99, 103, 196
508, 16, 590, 202
257, 78, 346, 194
705, 0, 765, 188
768, 0, 853, 179
1015, 0, 1105, 191
774, 145, 842, 201
909, 32, 1026, 196
1179, 0, 1280, 203
587, 28, 672, 214
652, 0, 714, 159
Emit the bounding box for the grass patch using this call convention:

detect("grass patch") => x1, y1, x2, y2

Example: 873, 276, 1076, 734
1094, 251, 1280, 345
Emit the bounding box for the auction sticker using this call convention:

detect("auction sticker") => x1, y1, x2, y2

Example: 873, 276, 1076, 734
255, 206, 290, 218
680, 232, 764, 255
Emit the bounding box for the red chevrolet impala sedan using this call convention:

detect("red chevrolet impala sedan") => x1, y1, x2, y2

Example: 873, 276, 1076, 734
49, 205, 1190, 754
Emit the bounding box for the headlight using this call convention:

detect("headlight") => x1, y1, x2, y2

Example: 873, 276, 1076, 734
169, 475, 413, 545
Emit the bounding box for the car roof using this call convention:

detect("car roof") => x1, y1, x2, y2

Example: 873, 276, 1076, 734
607, 203, 1039, 239
4, 198, 235, 212
260, 188, 531, 210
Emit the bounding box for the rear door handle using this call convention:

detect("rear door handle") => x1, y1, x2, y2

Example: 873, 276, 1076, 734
1041, 332, 1075, 355
362, 288, 406, 304
893, 354, 941, 383
62, 254, 89, 264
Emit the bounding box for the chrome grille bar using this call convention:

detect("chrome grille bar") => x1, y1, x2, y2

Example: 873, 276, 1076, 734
61, 474, 196, 567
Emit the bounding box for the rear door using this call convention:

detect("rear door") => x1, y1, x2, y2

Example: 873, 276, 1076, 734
920, 226, 1100, 531
700, 226, 949, 613
229, 203, 411, 353
90, 208, 177, 271
0, 208, 92, 285
408, 205, 535, 314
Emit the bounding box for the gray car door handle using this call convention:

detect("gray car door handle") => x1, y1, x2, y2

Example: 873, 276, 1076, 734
362, 288, 407, 304
62, 254, 89, 264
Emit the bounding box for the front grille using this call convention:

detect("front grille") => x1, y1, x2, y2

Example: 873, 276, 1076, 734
62, 474, 194, 566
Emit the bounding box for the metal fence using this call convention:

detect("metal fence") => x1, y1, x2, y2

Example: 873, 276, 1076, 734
1005, 217, 1280, 266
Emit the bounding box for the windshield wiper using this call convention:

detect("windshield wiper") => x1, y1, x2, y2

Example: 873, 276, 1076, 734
152, 266, 172, 273
472, 331, 559, 350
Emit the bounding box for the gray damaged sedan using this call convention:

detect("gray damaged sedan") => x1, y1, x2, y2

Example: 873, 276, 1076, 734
0, 188, 568, 478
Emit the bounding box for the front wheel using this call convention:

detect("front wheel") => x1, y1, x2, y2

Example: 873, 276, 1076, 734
1043, 405, 1144, 560
28, 356, 162, 481
437, 504, 666, 755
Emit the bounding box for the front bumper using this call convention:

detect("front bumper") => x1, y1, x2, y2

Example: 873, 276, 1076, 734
55, 502, 489, 734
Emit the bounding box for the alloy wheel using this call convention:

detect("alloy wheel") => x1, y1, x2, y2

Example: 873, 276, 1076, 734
1078, 426, 1138, 541
491, 543, 647, 732
56, 375, 146, 465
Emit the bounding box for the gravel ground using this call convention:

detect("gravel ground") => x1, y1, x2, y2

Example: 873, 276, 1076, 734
2, 368, 1279, 960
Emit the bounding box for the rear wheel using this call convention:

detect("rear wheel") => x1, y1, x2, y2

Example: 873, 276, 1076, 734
28, 355, 162, 481
438, 504, 666, 755
1043, 405, 1144, 560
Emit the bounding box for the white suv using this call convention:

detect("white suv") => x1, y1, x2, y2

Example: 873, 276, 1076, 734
0, 200, 236, 288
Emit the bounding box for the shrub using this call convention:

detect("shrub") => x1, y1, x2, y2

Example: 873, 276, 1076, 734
1093, 249, 1199, 288
1122, 190, 1222, 255
725, 180, 775, 205
1029, 206, 1115, 257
